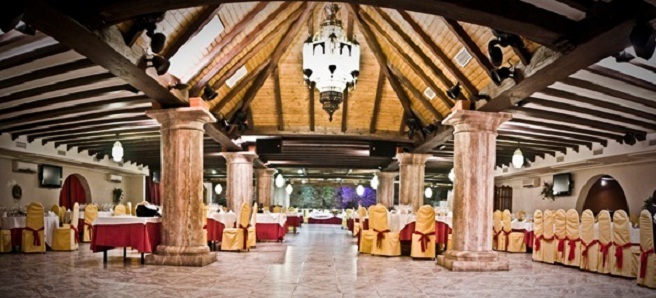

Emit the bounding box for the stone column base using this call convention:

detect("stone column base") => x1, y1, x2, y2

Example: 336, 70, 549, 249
437, 250, 509, 271
145, 245, 216, 267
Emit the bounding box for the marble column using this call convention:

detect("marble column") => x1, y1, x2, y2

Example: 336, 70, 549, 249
438, 109, 512, 271
221, 152, 257, 217
145, 107, 216, 267
377, 172, 397, 208
397, 153, 431, 211
255, 168, 276, 207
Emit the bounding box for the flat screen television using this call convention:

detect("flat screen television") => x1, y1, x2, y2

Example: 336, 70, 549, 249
552, 173, 572, 196
39, 164, 63, 188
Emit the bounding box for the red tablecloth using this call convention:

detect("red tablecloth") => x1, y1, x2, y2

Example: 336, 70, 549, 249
206, 219, 227, 242
347, 218, 354, 232
286, 216, 302, 228
90, 222, 161, 253
308, 217, 342, 224
256, 223, 286, 241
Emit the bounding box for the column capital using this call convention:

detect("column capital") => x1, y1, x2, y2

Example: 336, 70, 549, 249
146, 107, 217, 131
396, 153, 431, 166
220, 152, 258, 164
255, 168, 277, 177
377, 171, 398, 179
442, 110, 512, 133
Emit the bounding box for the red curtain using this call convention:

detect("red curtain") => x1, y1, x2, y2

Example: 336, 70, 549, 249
146, 176, 161, 206
59, 175, 87, 209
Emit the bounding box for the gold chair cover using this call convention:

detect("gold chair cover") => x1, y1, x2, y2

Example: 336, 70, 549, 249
247, 203, 257, 248
541, 210, 556, 264
597, 210, 612, 274
532, 210, 544, 262
83, 204, 98, 242
221, 203, 252, 251
610, 210, 639, 277
114, 204, 127, 216
53, 203, 79, 251
492, 210, 502, 250
22, 202, 45, 253
554, 209, 567, 264
563, 209, 581, 267
504, 209, 526, 253
411, 205, 436, 259
369, 204, 400, 256
579, 209, 599, 272
637, 210, 656, 288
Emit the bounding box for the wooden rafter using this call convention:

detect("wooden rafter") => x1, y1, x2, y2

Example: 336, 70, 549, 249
397, 10, 478, 98
501, 124, 608, 146
370, 69, 385, 133
19, 116, 151, 140
497, 135, 580, 151
498, 130, 592, 149
28, 119, 156, 142
189, 1, 282, 95
0, 73, 115, 104
273, 66, 284, 131
162, 4, 221, 59
561, 77, 656, 110
211, 60, 270, 113
42, 126, 160, 144
389, 64, 443, 121
1, 107, 149, 133
442, 18, 494, 79
0, 43, 69, 71
361, 9, 453, 108
0, 59, 94, 90
586, 65, 656, 93
540, 88, 656, 121
23, 0, 185, 108
510, 118, 623, 141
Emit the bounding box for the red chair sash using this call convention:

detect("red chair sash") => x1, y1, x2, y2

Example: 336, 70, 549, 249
493, 229, 502, 241
374, 229, 390, 249
413, 230, 434, 252
599, 241, 612, 267
567, 237, 580, 261
240, 224, 250, 250
580, 239, 598, 269
556, 235, 566, 254
614, 242, 638, 270
534, 235, 542, 252
640, 247, 654, 278
71, 225, 80, 243
25, 227, 44, 246
502, 230, 513, 250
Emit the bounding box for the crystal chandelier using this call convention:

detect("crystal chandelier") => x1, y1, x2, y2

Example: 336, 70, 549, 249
302, 3, 360, 121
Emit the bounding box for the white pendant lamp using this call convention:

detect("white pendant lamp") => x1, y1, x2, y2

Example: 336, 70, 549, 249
286, 183, 293, 195
112, 140, 123, 162
370, 175, 379, 189
275, 173, 285, 188
512, 148, 524, 169
356, 184, 365, 196
448, 168, 455, 182
214, 184, 223, 195
424, 187, 433, 199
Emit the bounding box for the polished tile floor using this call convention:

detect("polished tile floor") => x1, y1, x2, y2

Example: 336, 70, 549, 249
0, 224, 654, 297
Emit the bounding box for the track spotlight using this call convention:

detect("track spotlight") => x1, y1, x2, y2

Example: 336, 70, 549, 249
202, 85, 218, 101
487, 40, 503, 67
629, 23, 656, 60
422, 124, 437, 135
406, 117, 420, 140
491, 67, 515, 85
492, 30, 526, 49
623, 132, 637, 145
0, 3, 27, 33
614, 51, 635, 63
144, 22, 166, 54
141, 55, 170, 76
15, 23, 35, 35
446, 83, 461, 100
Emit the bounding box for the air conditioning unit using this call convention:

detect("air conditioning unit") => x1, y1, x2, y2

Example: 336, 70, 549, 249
522, 177, 541, 188
108, 174, 123, 183
12, 161, 38, 173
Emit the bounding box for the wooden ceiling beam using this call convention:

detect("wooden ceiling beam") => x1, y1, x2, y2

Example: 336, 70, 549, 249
211, 60, 270, 113
0, 72, 116, 104
586, 65, 656, 93
60, 133, 161, 149
397, 10, 478, 98
0, 59, 94, 90
189, 1, 281, 95
363, 9, 453, 108
17, 116, 151, 140
26, 118, 156, 142
389, 64, 444, 121
500, 124, 608, 146
42, 126, 161, 144
561, 77, 656, 110
510, 118, 623, 141
23, 0, 186, 108
204, 123, 242, 151
273, 66, 284, 131
498, 129, 593, 149
0, 95, 150, 127
90, 0, 573, 46
540, 87, 656, 120
442, 18, 494, 79
370, 69, 385, 133
162, 4, 221, 59
0, 43, 69, 71
554, 0, 593, 12
497, 135, 580, 150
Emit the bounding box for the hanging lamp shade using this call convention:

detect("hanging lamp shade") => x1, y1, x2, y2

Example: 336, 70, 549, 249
112, 141, 124, 162
370, 175, 379, 189
424, 187, 433, 199
356, 184, 365, 196
448, 168, 455, 182
275, 174, 285, 188
214, 184, 223, 195
512, 148, 524, 169
286, 183, 293, 195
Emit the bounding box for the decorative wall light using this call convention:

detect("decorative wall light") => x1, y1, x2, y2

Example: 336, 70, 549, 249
448, 168, 455, 182
111, 134, 124, 163
356, 184, 365, 196
370, 175, 379, 189
275, 173, 285, 188
446, 83, 461, 100
202, 85, 218, 100
286, 183, 293, 195
214, 184, 223, 195
424, 187, 433, 199
512, 147, 525, 169
302, 4, 360, 121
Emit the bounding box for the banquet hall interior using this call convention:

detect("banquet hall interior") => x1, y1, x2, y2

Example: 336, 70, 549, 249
2, 0, 656, 297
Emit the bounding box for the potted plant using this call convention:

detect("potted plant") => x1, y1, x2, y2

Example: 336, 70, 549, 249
113, 188, 124, 204
540, 182, 555, 201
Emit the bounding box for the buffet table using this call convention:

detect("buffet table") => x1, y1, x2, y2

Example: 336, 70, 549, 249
90, 216, 161, 264
256, 213, 287, 242
206, 212, 237, 243
1, 215, 59, 248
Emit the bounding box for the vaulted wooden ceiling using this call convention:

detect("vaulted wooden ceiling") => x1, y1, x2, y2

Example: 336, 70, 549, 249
1, 0, 655, 184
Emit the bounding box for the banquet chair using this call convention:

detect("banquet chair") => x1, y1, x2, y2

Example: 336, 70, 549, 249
59, 205, 66, 225
492, 210, 502, 250
202, 204, 209, 246
610, 210, 639, 278
50, 205, 61, 226
563, 209, 581, 267
272, 206, 282, 213
579, 209, 599, 272
353, 207, 363, 237
288, 207, 295, 213
247, 203, 257, 249
83, 204, 98, 242
517, 210, 526, 222
281, 207, 288, 213
532, 210, 544, 262
503, 209, 526, 253
221, 203, 252, 252
0, 228, 10, 253
637, 209, 656, 288
134, 201, 147, 216
358, 206, 375, 254
114, 204, 127, 216
52, 203, 80, 251
369, 204, 400, 256
554, 209, 567, 264
411, 205, 436, 259
597, 210, 613, 274
126, 202, 133, 216
541, 210, 556, 264
21, 202, 46, 253
343, 209, 353, 230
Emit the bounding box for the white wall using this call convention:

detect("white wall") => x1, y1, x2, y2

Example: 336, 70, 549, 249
496, 160, 656, 216
1, 156, 145, 209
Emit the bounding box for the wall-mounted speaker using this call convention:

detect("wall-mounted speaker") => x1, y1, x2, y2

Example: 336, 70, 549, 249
369, 141, 397, 157
256, 138, 282, 155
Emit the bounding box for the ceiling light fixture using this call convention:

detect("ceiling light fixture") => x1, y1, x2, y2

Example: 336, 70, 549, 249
275, 173, 285, 188
202, 85, 218, 101
140, 55, 170, 76
214, 184, 223, 195
512, 146, 524, 169
356, 184, 365, 196
491, 66, 515, 86
424, 187, 433, 199
111, 134, 124, 163
446, 83, 461, 100
614, 51, 636, 63
623, 132, 637, 145
448, 168, 455, 182
370, 175, 379, 189
303, 4, 360, 121
629, 22, 656, 60
487, 40, 504, 67
286, 183, 293, 195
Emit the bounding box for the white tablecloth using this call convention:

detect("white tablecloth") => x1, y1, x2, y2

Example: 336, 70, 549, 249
387, 213, 416, 232
1, 215, 59, 247
256, 213, 287, 227
92, 216, 161, 226
308, 212, 338, 220
435, 216, 452, 228
510, 220, 533, 232
209, 212, 237, 228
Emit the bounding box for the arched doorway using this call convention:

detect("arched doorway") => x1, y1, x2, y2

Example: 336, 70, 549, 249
59, 174, 91, 209
581, 175, 629, 215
